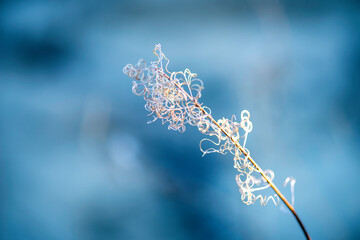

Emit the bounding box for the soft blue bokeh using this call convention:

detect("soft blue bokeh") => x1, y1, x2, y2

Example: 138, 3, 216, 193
1, 0, 359, 239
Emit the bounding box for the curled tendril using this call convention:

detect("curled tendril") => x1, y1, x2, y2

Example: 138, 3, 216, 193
123, 45, 209, 133
123, 44, 295, 207
284, 177, 296, 206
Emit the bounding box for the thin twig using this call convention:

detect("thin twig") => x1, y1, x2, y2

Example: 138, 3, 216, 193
161, 71, 311, 240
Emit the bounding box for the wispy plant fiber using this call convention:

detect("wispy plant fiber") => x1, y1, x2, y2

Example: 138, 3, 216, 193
123, 44, 310, 239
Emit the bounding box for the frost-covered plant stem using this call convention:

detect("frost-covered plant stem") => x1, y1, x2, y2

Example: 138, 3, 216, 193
161, 70, 310, 240
124, 44, 311, 239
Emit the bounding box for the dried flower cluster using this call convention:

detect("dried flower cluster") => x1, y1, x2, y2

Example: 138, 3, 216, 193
123, 44, 293, 206
123, 44, 311, 240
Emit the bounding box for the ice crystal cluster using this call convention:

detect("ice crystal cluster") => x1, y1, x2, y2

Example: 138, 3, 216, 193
123, 44, 294, 206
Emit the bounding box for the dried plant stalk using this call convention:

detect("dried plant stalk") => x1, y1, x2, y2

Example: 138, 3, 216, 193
123, 44, 311, 239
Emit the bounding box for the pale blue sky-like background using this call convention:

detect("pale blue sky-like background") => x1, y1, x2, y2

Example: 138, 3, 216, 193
1, 0, 360, 239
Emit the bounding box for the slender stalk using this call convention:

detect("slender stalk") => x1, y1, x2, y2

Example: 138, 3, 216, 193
161, 71, 311, 240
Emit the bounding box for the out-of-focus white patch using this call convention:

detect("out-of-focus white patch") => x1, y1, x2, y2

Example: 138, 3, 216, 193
107, 132, 140, 172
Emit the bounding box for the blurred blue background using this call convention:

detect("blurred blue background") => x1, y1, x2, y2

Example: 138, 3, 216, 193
1, 0, 359, 239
